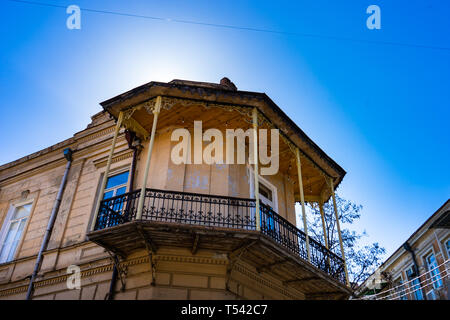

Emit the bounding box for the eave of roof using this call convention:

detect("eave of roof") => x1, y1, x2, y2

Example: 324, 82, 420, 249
100, 80, 347, 190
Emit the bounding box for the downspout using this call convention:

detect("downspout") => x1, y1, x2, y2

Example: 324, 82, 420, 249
26, 148, 73, 300
403, 241, 427, 300
107, 130, 138, 300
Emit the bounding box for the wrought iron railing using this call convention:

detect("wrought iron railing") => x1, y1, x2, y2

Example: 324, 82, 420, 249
259, 203, 346, 284
94, 188, 346, 284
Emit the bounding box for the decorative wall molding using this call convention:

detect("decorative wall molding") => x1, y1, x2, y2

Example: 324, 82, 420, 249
76, 126, 116, 145
0, 253, 229, 297
232, 261, 300, 299
93, 149, 134, 168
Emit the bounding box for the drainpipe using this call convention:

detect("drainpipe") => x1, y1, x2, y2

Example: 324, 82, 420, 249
107, 131, 138, 300
403, 241, 427, 300
26, 148, 73, 300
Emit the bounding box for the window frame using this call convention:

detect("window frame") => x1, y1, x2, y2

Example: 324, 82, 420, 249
87, 166, 131, 232
102, 169, 131, 200
444, 237, 450, 260
248, 167, 278, 213
0, 199, 35, 264
394, 275, 408, 300
424, 251, 443, 290
405, 263, 424, 300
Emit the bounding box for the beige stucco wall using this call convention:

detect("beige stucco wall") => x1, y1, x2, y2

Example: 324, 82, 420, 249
1, 245, 306, 300
0, 111, 303, 299
136, 127, 297, 222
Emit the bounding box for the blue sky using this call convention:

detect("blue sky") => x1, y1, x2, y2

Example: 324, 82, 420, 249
1, 0, 449, 258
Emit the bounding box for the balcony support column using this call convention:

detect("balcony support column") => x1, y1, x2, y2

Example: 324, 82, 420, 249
295, 148, 311, 262
318, 201, 329, 249
136, 96, 162, 220
90, 111, 124, 231
252, 108, 261, 231
329, 177, 350, 286
318, 200, 331, 269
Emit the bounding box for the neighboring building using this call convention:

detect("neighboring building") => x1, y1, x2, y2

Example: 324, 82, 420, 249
357, 199, 450, 300
0, 78, 352, 300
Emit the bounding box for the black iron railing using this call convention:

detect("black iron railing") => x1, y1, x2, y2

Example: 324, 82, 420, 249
260, 203, 346, 284
94, 188, 345, 284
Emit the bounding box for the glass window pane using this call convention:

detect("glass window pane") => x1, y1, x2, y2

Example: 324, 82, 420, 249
12, 204, 31, 220
7, 219, 26, 261
259, 183, 272, 201
0, 221, 19, 263
413, 279, 423, 300
115, 187, 127, 196
0, 242, 10, 263
103, 190, 114, 200
427, 253, 443, 288
106, 172, 129, 190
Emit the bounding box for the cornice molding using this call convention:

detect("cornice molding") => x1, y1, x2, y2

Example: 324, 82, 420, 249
0, 253, 229, 297
232, 261, 299, 299
93, 149, 134, 168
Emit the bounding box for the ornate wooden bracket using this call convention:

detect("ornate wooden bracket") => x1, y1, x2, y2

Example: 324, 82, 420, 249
226, 240, 256, 292
191, 233, 200, 255
136, 225, 158, 286
107, 251, 128, 292
122, 109, 149, 140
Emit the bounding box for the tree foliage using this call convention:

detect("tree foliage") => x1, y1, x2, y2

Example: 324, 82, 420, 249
304, 194, 385, 289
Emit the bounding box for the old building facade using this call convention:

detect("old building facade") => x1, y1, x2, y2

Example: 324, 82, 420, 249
357, 199, 449, 300
0, 78, 351, 300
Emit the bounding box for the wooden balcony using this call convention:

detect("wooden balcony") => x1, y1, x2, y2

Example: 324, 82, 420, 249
87, 189, 351, 299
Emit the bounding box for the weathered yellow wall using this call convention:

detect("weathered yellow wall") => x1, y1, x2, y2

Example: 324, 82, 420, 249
1, 245, 308, 300
0, 111, 307, 300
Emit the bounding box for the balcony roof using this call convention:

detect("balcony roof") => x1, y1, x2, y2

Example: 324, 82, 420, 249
100, 78, 346, 199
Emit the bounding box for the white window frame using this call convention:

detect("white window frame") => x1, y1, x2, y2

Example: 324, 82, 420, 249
424, 250, 443, 290
248, 167, 278, 213
444, 237, 450, 260
394, 275, 408, 300
425, 289, 438, 300
405, 263, 423, 300
0, 199, 34, 264
87, 166, 132, 232
102, 168, 131, 200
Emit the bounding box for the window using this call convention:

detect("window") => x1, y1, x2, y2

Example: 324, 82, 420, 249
258, 182, 274, 209
90, 170, 130, 231
426, 253, 443, 289
248, 168, 278, 212
446, 239, 450, 259
103, 171, 129, 200
0, 203, 32, 263
426, 289, 438, 300
394, 277, 408, 300
406, 266, 423, 300
103, 171, 129, 210
248, 169, 278, 232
